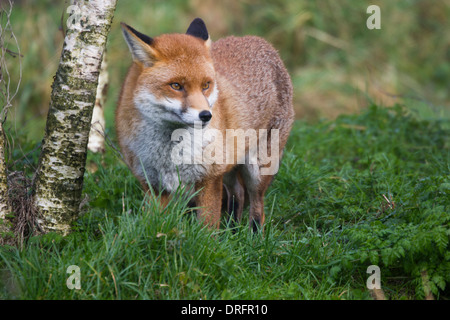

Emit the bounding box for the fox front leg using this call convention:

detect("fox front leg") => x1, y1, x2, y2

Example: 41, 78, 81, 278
196, 176, 223, 229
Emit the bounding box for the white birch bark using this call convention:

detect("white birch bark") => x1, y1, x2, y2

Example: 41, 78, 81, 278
88, 51, 108, 153
0, 122, 13, 241
33, 0, 117, 235
0, 122, 9, 220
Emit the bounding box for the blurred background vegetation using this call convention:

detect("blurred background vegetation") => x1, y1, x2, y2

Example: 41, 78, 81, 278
2, 0, 450, 141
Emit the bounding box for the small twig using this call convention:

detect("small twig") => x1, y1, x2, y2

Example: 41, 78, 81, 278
6, 143, 41, 170
376, 193, 396, 217
4, 48, 23, 58
382, 193, 395, 210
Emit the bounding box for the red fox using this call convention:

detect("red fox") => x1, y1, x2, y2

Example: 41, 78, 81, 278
116, 18, 294, 231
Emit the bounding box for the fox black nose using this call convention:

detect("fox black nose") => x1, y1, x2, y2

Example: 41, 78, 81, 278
199, 110, 212, 122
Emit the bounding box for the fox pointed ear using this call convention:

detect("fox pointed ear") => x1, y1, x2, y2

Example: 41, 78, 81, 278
121, 23, 157, 67
186, 18, 211, 48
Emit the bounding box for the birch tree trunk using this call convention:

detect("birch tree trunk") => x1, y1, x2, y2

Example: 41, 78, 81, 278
33, 0, 117, 235
88, 51, 108, 154
0, 121, 9, 222
0, 122, 13, 242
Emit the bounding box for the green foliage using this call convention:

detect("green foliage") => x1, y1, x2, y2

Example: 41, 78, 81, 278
268, 104, 449, 298
343, 201, 450, 298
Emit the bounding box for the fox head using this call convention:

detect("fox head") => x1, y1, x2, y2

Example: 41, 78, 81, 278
121, 18, 218, 126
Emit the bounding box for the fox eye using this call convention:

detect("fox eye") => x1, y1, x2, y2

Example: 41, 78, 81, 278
202, 82, 210, 90
170, 83, 182, 91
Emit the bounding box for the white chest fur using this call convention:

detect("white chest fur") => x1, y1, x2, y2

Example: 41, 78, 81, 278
126, 119, 212, 192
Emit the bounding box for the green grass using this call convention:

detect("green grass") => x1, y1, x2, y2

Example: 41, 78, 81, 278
1, 104, 448, 300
